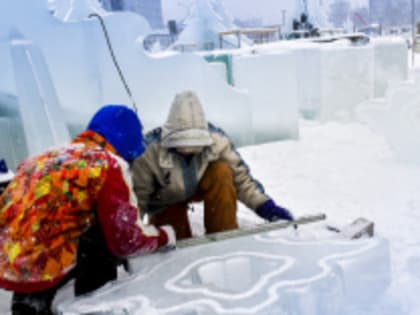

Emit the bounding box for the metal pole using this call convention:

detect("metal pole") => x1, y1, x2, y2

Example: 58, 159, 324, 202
412, 0, 416, 66
177, 213, 327, 249
282, 9, 286, 27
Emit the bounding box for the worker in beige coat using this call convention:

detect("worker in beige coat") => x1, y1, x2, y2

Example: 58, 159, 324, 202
132, 91, 294, 239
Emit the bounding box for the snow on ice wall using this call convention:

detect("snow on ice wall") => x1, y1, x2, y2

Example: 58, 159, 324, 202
57, 233, 390, 315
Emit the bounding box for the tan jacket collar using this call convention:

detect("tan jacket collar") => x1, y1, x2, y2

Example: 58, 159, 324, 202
158, 143, 218, 169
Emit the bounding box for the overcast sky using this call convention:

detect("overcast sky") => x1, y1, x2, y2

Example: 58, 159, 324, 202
161, 0, 369, 24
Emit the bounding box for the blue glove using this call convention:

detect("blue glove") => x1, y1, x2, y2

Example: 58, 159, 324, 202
256, 199, 294, 222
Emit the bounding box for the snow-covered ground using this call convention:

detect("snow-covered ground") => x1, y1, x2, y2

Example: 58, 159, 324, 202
2, 119, 419, 314
237, 120, 420, 315
0, 1, 418, 314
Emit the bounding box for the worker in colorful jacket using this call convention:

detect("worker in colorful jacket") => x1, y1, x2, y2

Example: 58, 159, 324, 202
0, 105, 176, 315
132, 91, 294, 240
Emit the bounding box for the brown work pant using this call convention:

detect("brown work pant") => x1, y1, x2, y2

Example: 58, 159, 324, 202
151, 161, 238, 239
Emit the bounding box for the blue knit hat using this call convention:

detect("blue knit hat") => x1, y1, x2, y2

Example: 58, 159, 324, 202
0, 159, 13, 184
87, 105, 145, 161
0, 159, 7, 174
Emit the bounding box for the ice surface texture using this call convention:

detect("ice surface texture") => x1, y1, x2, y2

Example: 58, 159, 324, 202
57, 232, 390, 315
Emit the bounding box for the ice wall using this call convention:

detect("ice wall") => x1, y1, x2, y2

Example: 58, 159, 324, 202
57, 232, 390, 315
0, 0, 254, 169
9, 30, 70, 155
372, 37, 408, 98
357, 74, 420, 163
0, 94, 27, 170
293, 43, 322, 119
0, 0, 409, 170
319, 44, 373, 121
234, 51, 300, 142
239, 38, 408, 122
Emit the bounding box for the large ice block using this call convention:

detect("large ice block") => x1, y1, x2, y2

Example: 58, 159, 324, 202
233, 51, 299, 143
57, 232, 390, 315
357, 77, 420, 163
0, 93, 28, 170
294, 44, 322, 119
372, 37, 408, 98
319, 44, 373, 121
0, 0, 254, 151
9, 30, 70, 157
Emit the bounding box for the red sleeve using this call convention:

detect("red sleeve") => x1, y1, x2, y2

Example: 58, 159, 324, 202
96, 155, 168, 257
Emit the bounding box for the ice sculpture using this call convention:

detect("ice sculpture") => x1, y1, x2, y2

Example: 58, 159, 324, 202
57, 231, 390, 315
56, 0, 108, 22
175, 0, 243, 49
357, 74, 420, 163
9, 30, 70, 156
0, 0, 409, 170
0, 0, 254, 155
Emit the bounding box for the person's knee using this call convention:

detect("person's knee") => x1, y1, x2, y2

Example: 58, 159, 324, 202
201, 161, 233, 188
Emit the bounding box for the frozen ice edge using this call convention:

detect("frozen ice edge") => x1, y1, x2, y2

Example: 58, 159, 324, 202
58, 234, 390, 315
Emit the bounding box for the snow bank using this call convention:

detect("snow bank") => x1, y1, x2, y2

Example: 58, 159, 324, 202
57, 233, 390, 315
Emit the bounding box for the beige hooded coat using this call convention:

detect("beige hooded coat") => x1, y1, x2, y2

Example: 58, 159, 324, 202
132, 91, 269, 215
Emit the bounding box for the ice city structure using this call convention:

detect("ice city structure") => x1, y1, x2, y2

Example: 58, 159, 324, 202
0, 0, 408, 170
0, 0, 411, 314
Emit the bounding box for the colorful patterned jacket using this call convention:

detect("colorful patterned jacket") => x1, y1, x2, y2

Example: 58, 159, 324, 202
0, 131, 169, 293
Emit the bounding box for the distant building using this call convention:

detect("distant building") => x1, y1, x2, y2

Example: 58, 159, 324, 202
234, 18, 263, 28
100, 0, 164, 29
